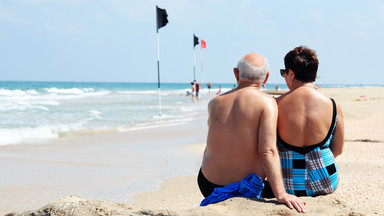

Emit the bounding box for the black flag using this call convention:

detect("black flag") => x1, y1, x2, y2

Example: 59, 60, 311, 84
156, 6, 168, 31
193, 34, 199, 48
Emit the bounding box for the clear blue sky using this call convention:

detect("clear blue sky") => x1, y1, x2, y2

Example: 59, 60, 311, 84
1, 0, 383, 85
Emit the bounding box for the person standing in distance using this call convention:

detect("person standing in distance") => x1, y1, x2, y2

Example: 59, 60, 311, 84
194, 80, 200, 102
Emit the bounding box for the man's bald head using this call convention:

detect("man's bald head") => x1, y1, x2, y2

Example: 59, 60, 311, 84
237, 53, 269, 83
243, 53, 265, 67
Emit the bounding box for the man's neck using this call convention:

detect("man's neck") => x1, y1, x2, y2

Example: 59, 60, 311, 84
237, 80, 262, 89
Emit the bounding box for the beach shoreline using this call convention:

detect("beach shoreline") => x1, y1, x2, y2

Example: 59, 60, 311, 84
2, 87, 384, 215
0, 116, 209, 215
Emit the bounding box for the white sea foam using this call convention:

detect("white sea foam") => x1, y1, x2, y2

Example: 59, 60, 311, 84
89, 110, 102, 120
0, 89, 39, 96
0, 101, 51, 111
0, 89, 40, 100
44, 87, 94, 94
41, 89, 111, 100
0, 126, 58, 146
0, 89, 27, 96
116, 90, 158, 95
0, 122, 112, 146
0, 89, 63, 106
26, 89, 39, 95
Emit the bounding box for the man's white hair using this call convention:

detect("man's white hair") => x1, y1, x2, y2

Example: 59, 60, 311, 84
236, 56, 269, 82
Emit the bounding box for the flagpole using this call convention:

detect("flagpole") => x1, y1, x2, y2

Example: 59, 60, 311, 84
156, 31, 162, 119
193, 48, 196, 81
156, 5, 168, 121
201, 48, 204, 89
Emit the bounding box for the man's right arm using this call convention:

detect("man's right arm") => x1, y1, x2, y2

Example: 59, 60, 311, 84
258, 99, 306, 213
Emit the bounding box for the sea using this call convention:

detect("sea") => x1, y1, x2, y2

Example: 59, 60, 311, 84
0, 81, 226, 146
0, 81, 370, 146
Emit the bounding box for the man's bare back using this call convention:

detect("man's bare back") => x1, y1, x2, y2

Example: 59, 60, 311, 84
202, 86, 276, 185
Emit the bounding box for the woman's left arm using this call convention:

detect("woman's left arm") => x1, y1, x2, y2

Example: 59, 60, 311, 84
330, 102, 344, 157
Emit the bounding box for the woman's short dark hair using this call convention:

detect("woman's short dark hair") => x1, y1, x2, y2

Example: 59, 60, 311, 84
284, 46, 319, 82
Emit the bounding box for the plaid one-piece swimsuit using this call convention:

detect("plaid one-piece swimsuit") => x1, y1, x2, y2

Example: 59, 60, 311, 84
277, 98, 339, 196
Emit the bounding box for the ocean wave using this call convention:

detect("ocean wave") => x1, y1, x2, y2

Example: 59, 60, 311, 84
0, 89, 39, 96
44, 90, 111, 100
44, 87, 95, 94
0, 126, 58, 146
0, 101, 51, 111
0, 87, 110, 102
116, 90, 159, 95
0, 123, 118, 146
88, 110, 102, 120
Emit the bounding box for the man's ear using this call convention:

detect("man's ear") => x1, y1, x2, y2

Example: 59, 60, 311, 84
263, 72, 270, 84
233, 68, 240, 82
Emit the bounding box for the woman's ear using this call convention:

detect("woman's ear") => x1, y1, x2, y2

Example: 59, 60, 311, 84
288, 69, 295, 80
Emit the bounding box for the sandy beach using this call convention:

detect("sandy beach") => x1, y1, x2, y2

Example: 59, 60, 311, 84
2, 87, 384, 215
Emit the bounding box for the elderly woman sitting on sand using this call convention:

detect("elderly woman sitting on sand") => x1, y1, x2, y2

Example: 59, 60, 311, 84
276, 46, 344, 196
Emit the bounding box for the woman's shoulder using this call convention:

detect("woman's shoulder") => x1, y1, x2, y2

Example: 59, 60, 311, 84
278, 88, 330, 103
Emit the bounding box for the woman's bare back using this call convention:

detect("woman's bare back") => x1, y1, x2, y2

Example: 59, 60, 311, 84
277, 87, 334, 147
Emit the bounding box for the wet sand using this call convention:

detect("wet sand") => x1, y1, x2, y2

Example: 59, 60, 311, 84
0, 116, 208, 215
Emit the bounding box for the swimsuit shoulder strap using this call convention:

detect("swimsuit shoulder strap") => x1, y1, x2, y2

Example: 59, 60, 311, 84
329, 98, 337, 135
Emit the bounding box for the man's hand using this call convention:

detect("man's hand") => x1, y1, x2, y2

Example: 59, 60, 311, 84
276, 193, 307, 213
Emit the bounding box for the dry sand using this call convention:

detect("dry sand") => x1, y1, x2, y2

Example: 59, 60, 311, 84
3, 87, 384, 216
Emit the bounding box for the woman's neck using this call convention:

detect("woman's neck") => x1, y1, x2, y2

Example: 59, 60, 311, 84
290, 81, 315, 91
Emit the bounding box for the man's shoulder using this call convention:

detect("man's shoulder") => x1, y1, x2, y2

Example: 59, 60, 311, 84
257, 93, 277, 110
235, 89, 277, 112
208, 90, 236, 107
239, 89, 275, 102
208, 96, 222, 108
